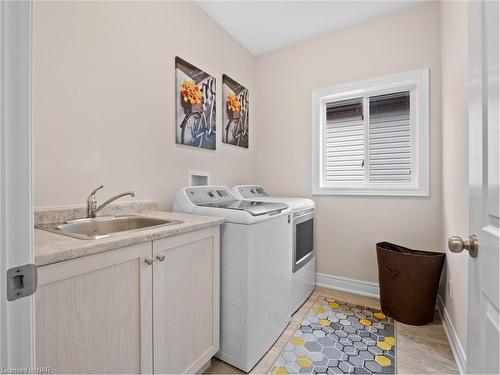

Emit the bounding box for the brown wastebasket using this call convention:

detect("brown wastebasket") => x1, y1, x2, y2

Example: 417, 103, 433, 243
376, 242, 445, 325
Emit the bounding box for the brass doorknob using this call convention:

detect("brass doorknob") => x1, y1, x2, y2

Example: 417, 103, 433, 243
448, 235, 479, 257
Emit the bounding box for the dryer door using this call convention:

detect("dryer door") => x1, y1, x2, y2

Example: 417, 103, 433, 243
293, 210, 315, 272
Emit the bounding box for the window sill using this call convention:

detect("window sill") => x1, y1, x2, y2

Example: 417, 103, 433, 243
312, 186, 430, 197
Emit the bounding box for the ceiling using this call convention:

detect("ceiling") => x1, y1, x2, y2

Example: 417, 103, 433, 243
196, 1, 427, 55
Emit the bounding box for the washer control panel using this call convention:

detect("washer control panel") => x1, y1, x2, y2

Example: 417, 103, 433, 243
237, 185, 269, 199
185, 186, 236, 205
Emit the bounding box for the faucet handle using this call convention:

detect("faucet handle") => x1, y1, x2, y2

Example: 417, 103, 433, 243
87, 185, 103, 218
89, 185, 104, 198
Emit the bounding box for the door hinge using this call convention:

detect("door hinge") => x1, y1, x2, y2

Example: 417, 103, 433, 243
7, 264, 37, 301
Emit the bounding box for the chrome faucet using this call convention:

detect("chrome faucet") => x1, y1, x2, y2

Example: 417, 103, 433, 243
86, 185, 135, 218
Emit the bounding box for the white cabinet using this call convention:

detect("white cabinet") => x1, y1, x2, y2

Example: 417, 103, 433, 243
152, 227, 220, 374
36, 226, 220, 374
36, 242, 153, 374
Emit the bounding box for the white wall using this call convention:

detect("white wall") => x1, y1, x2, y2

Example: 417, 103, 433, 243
34, 1, 255, 209
440, 0, 469, 361
254, 2, 442, 283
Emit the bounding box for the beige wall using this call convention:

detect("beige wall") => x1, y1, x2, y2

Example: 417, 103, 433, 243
440, 0, 469, 352
35, 3, 469, 344
254, 2, 443, 283
34, 1, 255, 209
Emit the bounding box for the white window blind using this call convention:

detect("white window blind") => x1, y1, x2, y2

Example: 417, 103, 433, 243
324, 99, 364, 184
312, 68, 429, 196
368, 92, 411, 183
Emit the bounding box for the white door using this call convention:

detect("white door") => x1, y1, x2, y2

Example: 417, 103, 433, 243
36, 243, 153, 374
152, 228, 220, 374
0, 0, 35, 369
465, 1, 499, 373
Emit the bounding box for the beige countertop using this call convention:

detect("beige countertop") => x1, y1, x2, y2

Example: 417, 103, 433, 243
35, 202, 224, 266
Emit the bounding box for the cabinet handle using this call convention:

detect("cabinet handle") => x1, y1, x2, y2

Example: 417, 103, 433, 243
156, 254, 165, 262
144, 257, 154, 266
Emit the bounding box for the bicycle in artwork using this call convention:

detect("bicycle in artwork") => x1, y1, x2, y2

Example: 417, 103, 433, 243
179, 79, 216, 149
175, 57, 216, 150
222, 74, 249, 148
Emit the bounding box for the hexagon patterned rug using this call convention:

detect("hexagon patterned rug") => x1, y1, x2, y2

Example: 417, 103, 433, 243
270, 296, 396, 374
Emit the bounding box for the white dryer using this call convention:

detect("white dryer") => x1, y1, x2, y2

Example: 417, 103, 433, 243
173, 186, 291, 372
231, 185, 316, 314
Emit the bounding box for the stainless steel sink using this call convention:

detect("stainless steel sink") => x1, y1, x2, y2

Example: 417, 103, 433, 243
36, 215, 183, 240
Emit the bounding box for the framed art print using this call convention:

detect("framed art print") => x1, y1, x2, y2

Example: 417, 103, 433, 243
175, 57, 216, 150
222, 74, 248, 148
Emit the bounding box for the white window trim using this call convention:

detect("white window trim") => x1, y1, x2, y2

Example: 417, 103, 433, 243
312, 68, 429, 197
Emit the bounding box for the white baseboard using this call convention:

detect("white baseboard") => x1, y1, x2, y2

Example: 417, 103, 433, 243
436, 295, 466, 374
315, 273, 380, 298
197, 359, 211, 374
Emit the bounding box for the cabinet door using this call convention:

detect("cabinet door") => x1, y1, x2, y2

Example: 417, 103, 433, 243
153, 227, 220, 374
36, 242, 153, 374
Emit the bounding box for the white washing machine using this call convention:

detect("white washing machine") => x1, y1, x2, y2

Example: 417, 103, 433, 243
231, 185, 316, 314
173, 186, 292, 372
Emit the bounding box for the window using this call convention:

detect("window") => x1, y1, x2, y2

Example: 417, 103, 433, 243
312, 69, 429, 196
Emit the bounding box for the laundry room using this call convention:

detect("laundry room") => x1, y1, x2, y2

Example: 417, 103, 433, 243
1, 1, 498, 375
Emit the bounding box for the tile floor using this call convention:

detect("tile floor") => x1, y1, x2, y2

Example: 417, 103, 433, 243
205, 287, 459, 374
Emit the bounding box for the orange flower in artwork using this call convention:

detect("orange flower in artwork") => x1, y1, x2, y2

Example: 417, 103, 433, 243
226, 92, 241, 112
181, 80, 203, 104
